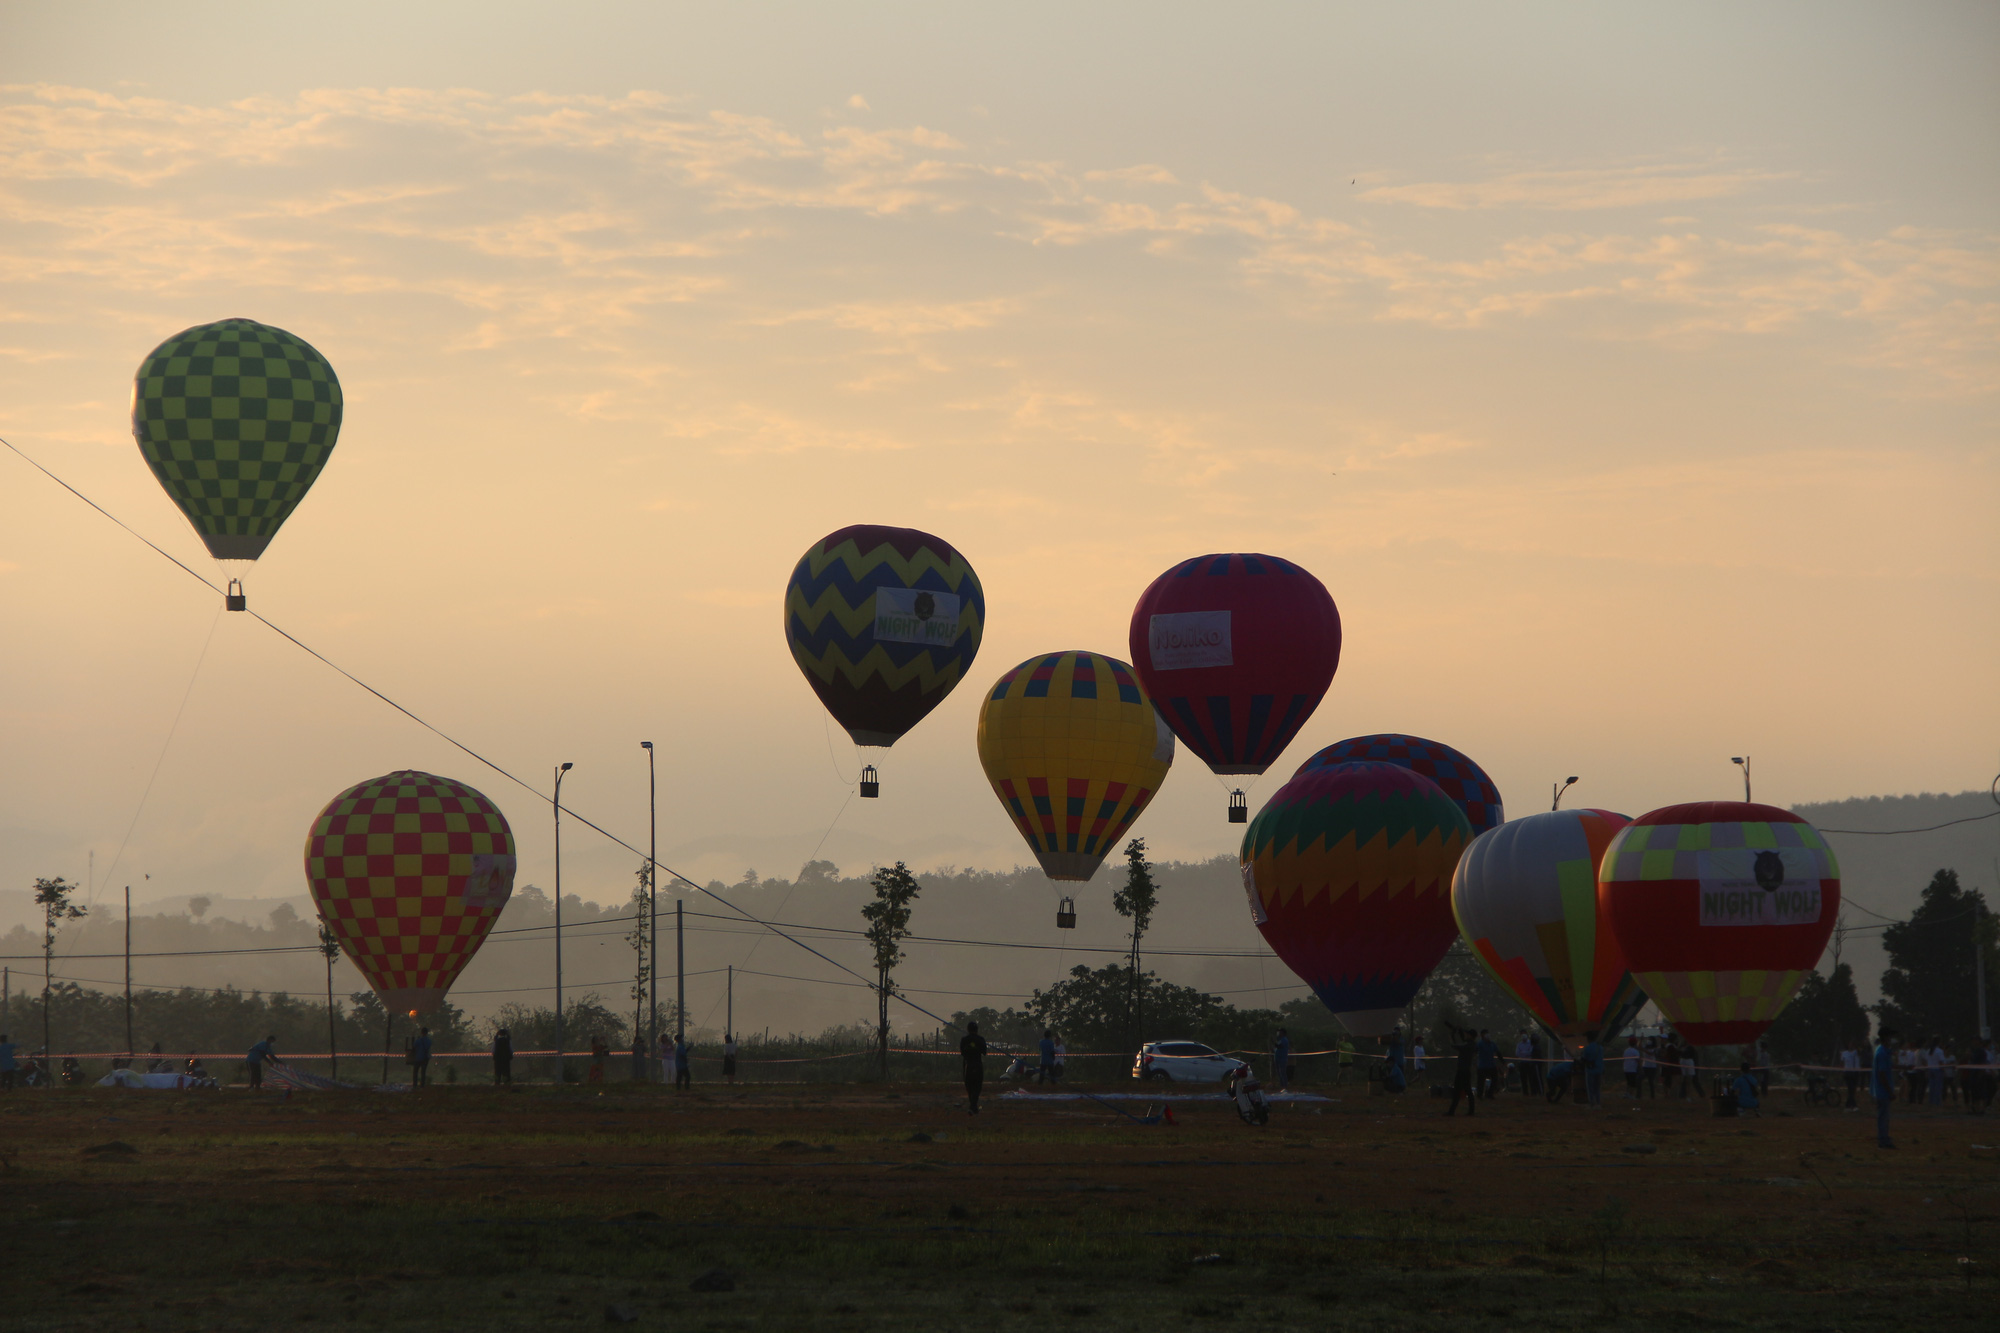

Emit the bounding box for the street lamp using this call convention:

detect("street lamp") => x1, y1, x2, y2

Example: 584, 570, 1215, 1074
1730, 756, 1751, 802
642, 740, 658, 1076
554, 761, 573, 1082
1551, 776, 1579, 811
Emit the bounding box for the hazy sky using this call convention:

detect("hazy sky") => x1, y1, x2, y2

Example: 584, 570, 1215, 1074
3, 4, 1996, 941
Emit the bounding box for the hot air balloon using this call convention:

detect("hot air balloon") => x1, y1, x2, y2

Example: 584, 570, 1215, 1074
1129, 553, 1340, 820
1452, 809, 1645, 1047
132, 318, 342, 610
1241, 761, 1471, 1036
784, 524, 984, 796
1299, 734, 1503, 836
1597, 801, 1840, 1046
977, 651, 1174, 888
304, 771, 516, 1016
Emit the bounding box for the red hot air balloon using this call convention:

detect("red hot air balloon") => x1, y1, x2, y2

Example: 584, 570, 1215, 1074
1597, 801, 1840, 1046
304, 771, 516, 1016
1240, 760, 1471, 1036
1129, 554, 1340, 817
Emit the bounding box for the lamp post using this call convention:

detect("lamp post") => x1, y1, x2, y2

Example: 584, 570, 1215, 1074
1551, 776, 1579, 811
642, 740, 657, 1074
1730, 756, 1751, 802
554, 761, 573, 1083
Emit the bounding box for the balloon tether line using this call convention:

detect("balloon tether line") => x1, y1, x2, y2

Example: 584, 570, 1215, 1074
3, 437, 955, 1031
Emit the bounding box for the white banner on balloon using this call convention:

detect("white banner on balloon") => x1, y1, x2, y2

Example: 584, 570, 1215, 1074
873, 587, 961, 646
1696, 848, 1823, 927
1148, 610, 1232, 669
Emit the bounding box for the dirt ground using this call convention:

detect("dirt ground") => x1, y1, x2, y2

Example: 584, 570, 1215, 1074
2, 1077, 1995, 1331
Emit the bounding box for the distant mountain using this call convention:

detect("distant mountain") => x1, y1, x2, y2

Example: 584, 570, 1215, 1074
1791, 790, 2000, 1007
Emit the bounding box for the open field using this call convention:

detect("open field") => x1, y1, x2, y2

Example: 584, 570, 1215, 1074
2, 1079, 1996, 1332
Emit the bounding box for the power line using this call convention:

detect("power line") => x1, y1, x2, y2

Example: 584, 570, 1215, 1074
1818, 810, 2000, 836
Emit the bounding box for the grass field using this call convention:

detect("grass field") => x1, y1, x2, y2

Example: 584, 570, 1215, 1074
2, 1077, 1995, 1331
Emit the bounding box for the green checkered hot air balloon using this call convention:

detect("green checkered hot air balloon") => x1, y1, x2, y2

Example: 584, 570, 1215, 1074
131, 318, 342, 562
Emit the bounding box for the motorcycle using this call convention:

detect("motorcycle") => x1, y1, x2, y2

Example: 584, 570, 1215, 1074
1225, 1061, 1270, 1126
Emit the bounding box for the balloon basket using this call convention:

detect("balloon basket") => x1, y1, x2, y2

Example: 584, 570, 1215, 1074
225, 578, 246, 612
1228, 790, 1248, 823
1055, 896, 1076, 930
858, 764, 880, 799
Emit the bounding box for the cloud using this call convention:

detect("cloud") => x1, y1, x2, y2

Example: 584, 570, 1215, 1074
1361, 164, 1789, 211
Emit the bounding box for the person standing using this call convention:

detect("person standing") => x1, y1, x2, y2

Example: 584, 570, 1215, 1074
960, 1021, 987, 1114
1900, 1041, 1922, 1103
1872, 1028, 1900, 1148
1037, 1029, 1057, 1085
1273, 1028, 1292, 1093
722, 1033, 739, 1086
411, 1027, 434, 1088
0, 1033, 17, 1092
1731, 1062, 1761, 1117
1752, 1039, 1772, 1097
492, 1027, 514, 1085
1679, 1042, 1701, 1098
1514, 1032, 1537, 1097
1383, 1028, 1406, 1093
1641, 1039, 1660, 1097
1475, 1030, 1500, 1100
1445, 1025, 1478, 1117
1580, 1031, 1604, 1108
1929, 1038, 1948, 1107
245, 1034, 279, 1090
1412, 1037, 1426, 1080
1839, 1041, 1860, 1110
1053, 1034, 1066, 1082
1621, 1038, 1642, 1097
656, 1031, 672, 1084
673, 1033, 692, 1090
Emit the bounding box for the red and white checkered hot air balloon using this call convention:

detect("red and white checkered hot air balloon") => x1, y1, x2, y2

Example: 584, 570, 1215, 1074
304, 771, 516, 1016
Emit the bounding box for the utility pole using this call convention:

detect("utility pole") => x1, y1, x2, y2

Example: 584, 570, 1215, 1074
676, 898, 686, 1045
642, 740, 658, 1072
1977, 896, 1990, 1041
1551, 777, 1578, 811
554, 761, 573, 1083
727, 964, 733, 1038
123, 885, 133, 1059
1731, 755, 1752, 802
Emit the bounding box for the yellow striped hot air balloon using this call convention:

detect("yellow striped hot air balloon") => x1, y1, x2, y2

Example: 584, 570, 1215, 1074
976, 651, 1174, 882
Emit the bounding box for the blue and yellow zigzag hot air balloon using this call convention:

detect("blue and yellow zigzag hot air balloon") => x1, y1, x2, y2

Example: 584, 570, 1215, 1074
977, 651, 1175, 881
784, 525, 985, 750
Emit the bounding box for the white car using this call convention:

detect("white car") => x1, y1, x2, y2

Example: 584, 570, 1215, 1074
1132, 1040, 1237, 1084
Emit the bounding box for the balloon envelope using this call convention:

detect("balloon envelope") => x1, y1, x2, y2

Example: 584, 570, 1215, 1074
1598, 801, 1840, 1045
1299, 734, 1503, 837
304, 771, 516, 1016
1129, 553, 1340, 776
784, 524, 984, 746
132, 318, 342, 561
977, 651, 1173, 881
1452, 808, 1644, 1045
1241, 760, 1472, 1036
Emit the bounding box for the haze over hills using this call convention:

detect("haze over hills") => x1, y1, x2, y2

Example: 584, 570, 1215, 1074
5, 789, 1990, 1037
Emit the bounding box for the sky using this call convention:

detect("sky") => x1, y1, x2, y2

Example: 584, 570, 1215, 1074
2, 3, 1996, 957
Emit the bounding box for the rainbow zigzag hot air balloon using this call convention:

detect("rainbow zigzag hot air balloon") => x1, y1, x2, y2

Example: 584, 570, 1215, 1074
784, 525, 984, 751
977, 651, 1174, 881
1598, 801, 1840, 1045
1452, 809, 1645, 1047
1241, 761, 1471, 1036
305, 771, 516, 1016
132, 318, 342, 562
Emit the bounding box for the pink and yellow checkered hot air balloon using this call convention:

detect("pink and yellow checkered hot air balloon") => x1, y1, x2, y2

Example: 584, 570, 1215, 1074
304, 771, 516, 1016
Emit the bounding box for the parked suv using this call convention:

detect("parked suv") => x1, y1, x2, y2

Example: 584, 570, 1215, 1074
1132, 1040, 1236, 1083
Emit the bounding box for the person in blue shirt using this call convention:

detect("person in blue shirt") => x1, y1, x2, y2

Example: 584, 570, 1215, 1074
411, 1027, 433, 1087
0, 1033, 17, 1092
1580, 1031, 1605, 1108
1475, 1030, 1500, 1099
1382, 1028, 1406, 1093
245, 1035, 278, 1090
674, 1034, 692, 1090
1038, 1029, 1058, 1084
1731, 1062, 1760, 1116
1872, 1027, 1900, 1149
1273, 1028, 1292, 1092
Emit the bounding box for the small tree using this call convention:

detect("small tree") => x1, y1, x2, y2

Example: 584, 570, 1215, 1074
861, 862, 921, 1078
1112, 838, 1158, 1047
317, 922, 343, 1077
35, 877, 86, 1063
1878, 869, 1998, 1043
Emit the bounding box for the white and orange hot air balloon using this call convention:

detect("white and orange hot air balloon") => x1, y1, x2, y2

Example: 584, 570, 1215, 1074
304, 770, 516, 1015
